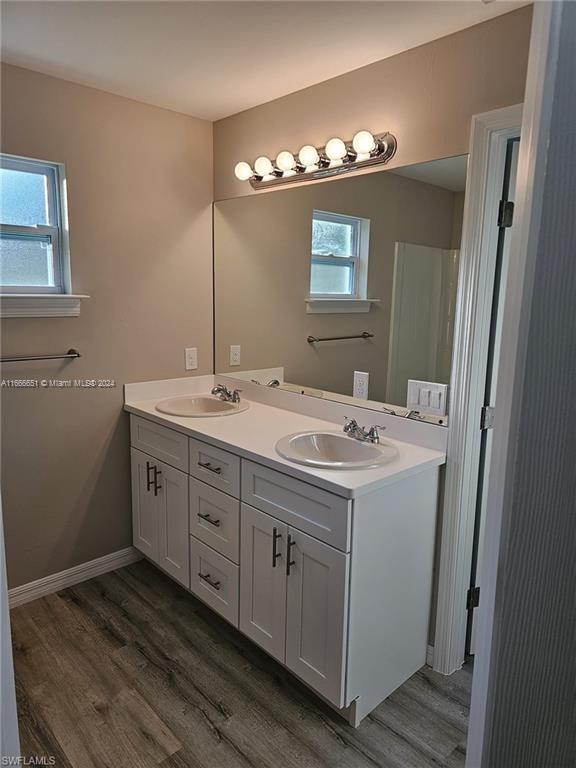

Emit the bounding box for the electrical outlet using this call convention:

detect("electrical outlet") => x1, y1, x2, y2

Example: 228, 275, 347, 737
230, 345, 241, 366
353, 370, 369, 400
185, 347, 198, 371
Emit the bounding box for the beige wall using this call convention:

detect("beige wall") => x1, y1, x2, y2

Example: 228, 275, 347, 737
215, 169, 462, 402
0, 65, 213, 588
213, 6, 531, 201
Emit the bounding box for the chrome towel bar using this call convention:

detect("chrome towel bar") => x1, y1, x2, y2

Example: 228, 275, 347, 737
0, 348, 81, 363
307, 332, 374, 343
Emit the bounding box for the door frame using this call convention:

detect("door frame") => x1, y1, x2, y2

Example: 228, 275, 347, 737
433, 103, 523, 675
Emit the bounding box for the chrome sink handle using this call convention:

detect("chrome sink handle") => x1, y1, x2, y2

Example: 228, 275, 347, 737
344, 418, 386, 444
231, 389, 242, 403
366, 425, 386, 444
211, 384, 232, 400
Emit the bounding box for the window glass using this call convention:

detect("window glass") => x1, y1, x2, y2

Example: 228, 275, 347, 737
0, 168, 50, 226
310, 261, 354, 295
0, 232, 54, 286
312, 217, 354, 256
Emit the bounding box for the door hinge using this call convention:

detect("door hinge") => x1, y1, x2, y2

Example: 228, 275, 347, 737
498, 199, 515, 228
467, 586, 480, 610
480, 405, 495, 430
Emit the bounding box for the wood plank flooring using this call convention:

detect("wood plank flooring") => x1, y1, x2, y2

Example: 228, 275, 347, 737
11, 560, 472, 768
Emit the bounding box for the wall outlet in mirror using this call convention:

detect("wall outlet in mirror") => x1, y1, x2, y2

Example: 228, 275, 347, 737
407, 380, 448, 416
353, 371, 369, 400
230, 345, 241, 366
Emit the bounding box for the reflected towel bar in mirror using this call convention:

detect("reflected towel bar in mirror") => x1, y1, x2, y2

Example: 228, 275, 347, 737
0, 348, 81, 363
307, 332, 374, 343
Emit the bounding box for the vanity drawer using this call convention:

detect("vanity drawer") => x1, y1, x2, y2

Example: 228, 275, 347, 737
189, 537, 239, 627
130, 415, 188, 472
189, 438, 240, 497
241, 461, 351, 551
189, 478, 240, 563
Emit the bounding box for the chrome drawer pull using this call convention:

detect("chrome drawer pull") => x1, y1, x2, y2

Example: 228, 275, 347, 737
198, 572, 221, 590
197, 512, 221, 527
198, 461, 222, 475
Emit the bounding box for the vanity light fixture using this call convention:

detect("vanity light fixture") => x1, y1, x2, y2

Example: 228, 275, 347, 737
234, 130, 397, 188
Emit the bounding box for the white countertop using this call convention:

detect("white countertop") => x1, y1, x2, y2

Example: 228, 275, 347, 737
125, 395, 445, 499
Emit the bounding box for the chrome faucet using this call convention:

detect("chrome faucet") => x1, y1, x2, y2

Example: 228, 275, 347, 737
343, 418, 386, 444
211, 384, 242, 403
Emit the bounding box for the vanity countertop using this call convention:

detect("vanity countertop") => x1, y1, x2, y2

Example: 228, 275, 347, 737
125, 395, 445, 499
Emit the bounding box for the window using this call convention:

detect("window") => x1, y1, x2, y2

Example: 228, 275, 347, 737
0, 154, 70, 294
310, 210, 369, 298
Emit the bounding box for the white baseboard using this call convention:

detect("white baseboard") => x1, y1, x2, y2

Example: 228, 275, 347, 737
426, 644, 434, 667
8, 546, 142, 609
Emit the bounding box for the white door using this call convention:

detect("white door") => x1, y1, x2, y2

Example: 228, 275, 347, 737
239, 504, 287, 662
131, 448, 159, 561
285, 528, 349, 708
156, 461, 189, 587
470, 137, 520, 653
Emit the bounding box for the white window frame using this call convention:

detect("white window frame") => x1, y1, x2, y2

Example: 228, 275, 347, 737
309, 210, 370, 300
0, 153, 71, 295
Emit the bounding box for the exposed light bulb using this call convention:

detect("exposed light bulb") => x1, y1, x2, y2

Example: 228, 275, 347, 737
352, 130, 376, 158
234, 161, 253, 181
254, 156, 274, 177
325, 137, 347, 161
276, 150, 296, 172
298, 145, 319, 168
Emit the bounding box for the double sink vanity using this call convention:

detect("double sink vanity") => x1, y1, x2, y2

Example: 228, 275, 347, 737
124, 375, 446, 726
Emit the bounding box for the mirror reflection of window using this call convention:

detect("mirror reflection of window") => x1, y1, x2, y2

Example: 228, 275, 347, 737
310, 210, 370, 298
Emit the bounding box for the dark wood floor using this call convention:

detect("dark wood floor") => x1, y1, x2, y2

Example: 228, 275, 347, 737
11, 560, 472, 768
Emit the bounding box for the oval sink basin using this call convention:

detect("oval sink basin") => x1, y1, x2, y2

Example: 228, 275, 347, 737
155, 395, 249, 418
275, 430, 398, 470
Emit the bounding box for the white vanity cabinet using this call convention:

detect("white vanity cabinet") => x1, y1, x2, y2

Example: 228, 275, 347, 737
239, 503, 349, 705
129, 413, 439, 726
130, 448, 189, 587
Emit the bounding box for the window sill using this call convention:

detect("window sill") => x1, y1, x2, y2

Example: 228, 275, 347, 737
0, 294, 90, 318
305, 298, 380, 314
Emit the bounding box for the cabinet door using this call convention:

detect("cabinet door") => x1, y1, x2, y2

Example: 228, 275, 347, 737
239, 504, 287, 663
131, 448, 159, 561
156, 461, 189, 587
286, 528, 349, 707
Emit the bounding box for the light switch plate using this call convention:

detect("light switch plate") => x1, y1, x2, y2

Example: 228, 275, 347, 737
230, 345, 241, 366
407, 379, 448, 416
185, 347, 198, 370
353, 370, 369, 400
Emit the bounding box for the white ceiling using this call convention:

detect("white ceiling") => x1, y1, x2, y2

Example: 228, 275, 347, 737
1, 1, 527, 121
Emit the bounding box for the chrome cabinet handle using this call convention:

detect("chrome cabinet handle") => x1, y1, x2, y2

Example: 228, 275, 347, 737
198, 572, 221, 590
198, 512, 221, 528
272, 527, 282, 568
286, 535, 296, 576
153, 466, 162, 496
146, 461, 154, 492
198, 461, 222, 475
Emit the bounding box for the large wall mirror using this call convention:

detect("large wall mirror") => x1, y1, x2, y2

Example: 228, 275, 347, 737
214, 155, 467, 423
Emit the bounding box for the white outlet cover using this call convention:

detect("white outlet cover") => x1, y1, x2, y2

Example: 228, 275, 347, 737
185, 347, 198, 370
353, 370, 369, 400
230, 345, 241, 366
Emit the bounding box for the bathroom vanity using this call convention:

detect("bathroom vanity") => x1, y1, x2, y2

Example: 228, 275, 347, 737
125, 382, 445, 726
